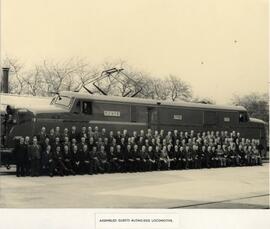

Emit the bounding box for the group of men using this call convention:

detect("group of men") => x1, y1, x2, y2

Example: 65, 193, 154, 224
13, 126, 263, 177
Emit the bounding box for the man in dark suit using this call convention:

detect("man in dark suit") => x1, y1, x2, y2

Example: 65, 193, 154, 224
133, 144, 141, 172
80, 144, 91, 175
24, 136, 31, 176
89, 146, 100, 174
185, 146, 193, 169
37, 127, 47, 144
116, 145, 125, 173
139, 145, 151, 172
167, 144, 176, 170
71, 145, 81, 174
147, 145, 156, 171
41, 137, 51, 152
63, 145, 75, 175
53, 146, 66, 176
69, 126, 79, 142
29, 137, 41, 177
126, 144, 135, 172
107, 146, 118, 173
13, 137, 27, 177
41, 145, 54, 176
97, 145, 109, 174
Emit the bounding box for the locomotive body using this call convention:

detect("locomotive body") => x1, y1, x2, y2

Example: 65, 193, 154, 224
0, 91, 267, 167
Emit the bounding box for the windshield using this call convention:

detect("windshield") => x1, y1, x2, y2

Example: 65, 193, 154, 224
51, 95, 73, 108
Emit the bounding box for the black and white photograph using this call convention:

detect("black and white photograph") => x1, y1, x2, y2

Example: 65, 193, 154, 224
0, 0, 269, 227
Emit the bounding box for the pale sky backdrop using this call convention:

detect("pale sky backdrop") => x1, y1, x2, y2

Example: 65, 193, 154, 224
1, 0, 269, 104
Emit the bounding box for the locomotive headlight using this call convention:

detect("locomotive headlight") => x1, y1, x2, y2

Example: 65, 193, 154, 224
6, 105, 15, 115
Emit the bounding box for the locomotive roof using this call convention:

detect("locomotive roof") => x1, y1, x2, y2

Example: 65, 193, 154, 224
60, 91, 247, 112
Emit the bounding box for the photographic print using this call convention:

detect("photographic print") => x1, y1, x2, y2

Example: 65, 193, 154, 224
0, 0, 269, 211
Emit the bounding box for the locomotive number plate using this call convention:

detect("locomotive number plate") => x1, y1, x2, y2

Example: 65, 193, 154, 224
104, 111, 121, 117
173, 114, 182, 120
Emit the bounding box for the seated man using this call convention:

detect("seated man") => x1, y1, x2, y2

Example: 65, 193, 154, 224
228, 145, 237, 167
252, 145, 262, 165
167, 144, 177, 170
154, 145, 162, 171
90, 146, 100, 174
249, 146, 256, 166
238, 145, 246, 166
147, 145, 156, 171
133, 144, 141, 172
199, 145, 207, 169
126, 144, 135, 172
210, 146, 218, 168
97, 145, 109, 173
53, 146, 66, 176
159, 146, 169, 170
205, 146, 212, 168
116, 145, 125, 173
107, 146, 119, 173
63, 145, 75, 175
216, 144, 225, 167
41, 145, 54, 177
185, 146, 193, 169
178, 146, 185, 170
81, 144, 91, 175
71, 145, 81, 174
191, 144, 199, 169
139, 145, 151, 172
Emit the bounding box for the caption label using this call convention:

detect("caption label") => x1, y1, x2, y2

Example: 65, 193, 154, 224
96, 213, 179, 229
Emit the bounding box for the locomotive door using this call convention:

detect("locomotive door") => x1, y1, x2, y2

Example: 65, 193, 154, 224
147, 107, 158, 130
203, 111, 217, 130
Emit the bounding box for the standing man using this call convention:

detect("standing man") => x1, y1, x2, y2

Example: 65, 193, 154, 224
24, 136, 31, 176
37, 127, 47, 144
13, 137, 27, 177
29, 137, 41, 177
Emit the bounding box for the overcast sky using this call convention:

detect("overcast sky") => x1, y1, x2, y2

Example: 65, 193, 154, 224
1, 0, 268, 104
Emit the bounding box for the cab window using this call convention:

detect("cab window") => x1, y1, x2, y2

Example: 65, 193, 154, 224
239, 112, 248, 122
82, 101, 92, 115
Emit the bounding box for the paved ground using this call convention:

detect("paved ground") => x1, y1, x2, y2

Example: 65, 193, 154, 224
0, 164, 269, 208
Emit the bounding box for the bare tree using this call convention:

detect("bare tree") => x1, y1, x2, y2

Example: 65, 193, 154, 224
3, 57, 194, 103
21, 65, 46, 96
1, 57, 25, 94
191, 96, 216, 104
84, 61, 193, 102
167, 75, 192, 101
232, 93, 269, 123
142, 75, 192, 101
39, 58, 97, 95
